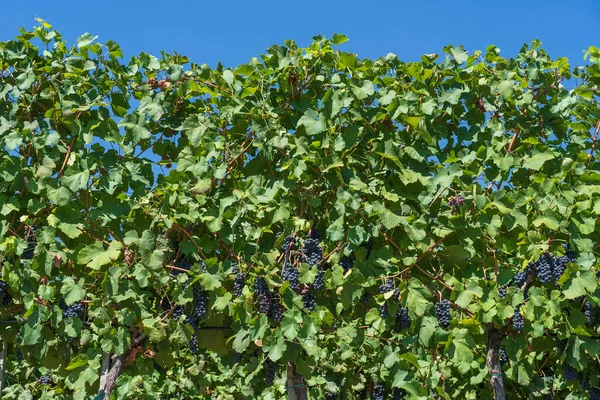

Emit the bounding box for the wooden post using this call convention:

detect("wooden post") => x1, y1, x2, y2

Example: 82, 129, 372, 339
286, 362, 307, 400
486, 326, 505, 400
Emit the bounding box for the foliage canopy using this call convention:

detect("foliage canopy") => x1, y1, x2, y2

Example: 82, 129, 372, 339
1, 20, 600, 399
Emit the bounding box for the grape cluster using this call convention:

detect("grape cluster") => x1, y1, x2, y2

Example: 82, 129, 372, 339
448, 195, 464, 215
282, 263, 301, 292
234, 273, 246, 297
234, 352, 243, 363
434, 300, 452, 328
269, 301, 284, 322
303, 291, 317, 312
302, 229, 323, 267
313, 271, 325, 291
371, 383, 386, 400
264, 359, 276, 386
379, 279, 394, 294
231, 263, 239, 274
189, 333, 199, 353
254, 277, 268, 295
584, 301, 598, 326
60, 299, 85, 320
536, 253, 554, 284
325, 392, 338, 400
0, 279, 12, 306
379, 303, 389, 319
393, 388, 407, 400
498, 284, 507, 299
192, 285, 209, 319
553, 255, 569, 282
38, 374, 52, 385
590, 388, 600, 400
22, 225, 37, 260
173, 258, 192, 276
395, 307, 411, 331
185, 314, 198, 330
499, 348, 508, 364
513, 262, 535, 287
340, 255, 354, 272
512, 305, 524, 330
279, 233, 295, 253
172, 305, 184, 320
564, 364, 577, 381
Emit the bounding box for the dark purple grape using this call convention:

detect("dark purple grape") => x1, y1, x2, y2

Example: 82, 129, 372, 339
371, 383, 386, 400
395, 307, 411, 331
265, 359, 276, 386
303, 291, 317, 312
512, 305, 524, 330
234, 273, 246, 297
435, 300, 452, 328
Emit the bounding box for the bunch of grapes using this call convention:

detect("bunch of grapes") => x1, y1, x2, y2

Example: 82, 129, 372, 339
498, 284, 508, 299
371, 383, 386, 400
185, 314, 198, 330
189, 333, 199, 353
282, 263, 301, 292
536, 253, 554, 284
60, 299, 85, 320
313, 271, 325, 291
325, 392, 338, 400
556, 338, 567, 354
259, 294, 271, 314
302, 229, 323, 267
279, 233, 295, 253
22, 225, 37, 260
0, 279, 12, 306
231, 263, 239, 274
192, 285, 209, 319
269, 301, 284, 323
395, 307, 411, 331
590, 388, 600, 400
173, 258, 192, 276
172, 305, 184, 320
448, 195, 464, 215
584, 301, 598, 326
303, 291, 317, 312
553, 255, 569, 283
264, 359, 276, 386
234, 273, 246, 297
434, 300, 452, 328
499, 348, 508, 364
379, 279, 394, 294
512, 305, 524, 330
514, 261, 535, 288
340, 255, 354, 272
38, 374, 52, 385
564, 364, 577, 381
393, 388, 407, 400
254, 277, 268, 295
234, 352, 243, 363
379, 303, 389, 319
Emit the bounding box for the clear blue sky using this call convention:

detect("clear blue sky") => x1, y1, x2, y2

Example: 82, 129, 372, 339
2, 0, 599, 68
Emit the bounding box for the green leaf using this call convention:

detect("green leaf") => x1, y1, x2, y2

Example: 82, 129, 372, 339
77, 241, 123, 270
297, 109, 326, 136
60, 277, 85, 305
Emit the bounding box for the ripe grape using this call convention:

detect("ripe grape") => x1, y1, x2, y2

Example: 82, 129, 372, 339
434, 300, 452, 328
379, 279, 394, 294
172, 305, 184, 320
371, 383, 386, 400
395, 307, 411, 331
325, 392, 338, 400
22, 225, 37, 260
0, 279, 12, 306
185, 314, 198, 330
393, 388, 406, 400
340, 255, 354, 272
564, 364, 577, 381
38, 374, 52, 385
313, 270, 325, 291
448, 195, 465, 215
234, 352, 243, 363
189, 333, 199, 353
60, 299, 85, 320
553, 255, 569, 283
279, 233, 295, 253
259, 294, 271, 314
282, 263, 301, 292
269, 301, 284, 322
231, 263, 239, 274
234, 273, 246, 297
512, 305, 524, 330
173, 258, 192, 276
192, 285, 209, 319
379, 303, 389, 319
254, 277, 268, 295
301, 229, 323, 267
584, 301, 598, 326
499, 348, 508, 364
590, 388, 600, 400
498, 285, 507, 299
536, 253, 554, 284
556, 338, 567, 354
303, 291, 317, 312
265, 359, 276, 386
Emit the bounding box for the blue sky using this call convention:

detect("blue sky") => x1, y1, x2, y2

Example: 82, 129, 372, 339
2, 0, 599, 67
